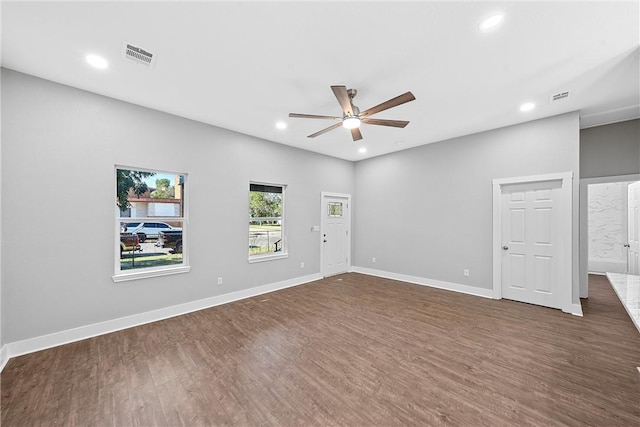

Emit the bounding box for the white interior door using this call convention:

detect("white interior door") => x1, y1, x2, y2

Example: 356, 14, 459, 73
628, 182, 640, 275
500, 179, 564, 309
321, 194, 350, 277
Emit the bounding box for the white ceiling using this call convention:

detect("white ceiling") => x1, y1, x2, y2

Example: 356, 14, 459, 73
2, 1, 639, 161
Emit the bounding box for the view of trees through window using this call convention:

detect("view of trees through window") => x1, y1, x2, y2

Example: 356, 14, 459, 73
249, 183, 284, 256
116, 167, 185, 272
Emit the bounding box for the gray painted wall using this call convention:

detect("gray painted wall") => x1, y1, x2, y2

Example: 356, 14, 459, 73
354, 113, 580, 299
1, 69, 355, 343
0, 67, 588, 346
580, 119, 640, 179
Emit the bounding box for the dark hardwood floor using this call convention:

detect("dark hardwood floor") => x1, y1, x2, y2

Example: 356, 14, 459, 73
2, 273, 639, 426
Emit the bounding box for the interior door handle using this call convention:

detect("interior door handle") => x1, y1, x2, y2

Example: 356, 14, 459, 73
623, 244, 630, 248
502, 246, 509, 250
323, 239, 327, 243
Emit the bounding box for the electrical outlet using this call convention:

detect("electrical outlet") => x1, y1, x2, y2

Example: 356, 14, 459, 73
463, 269, 469, 277
217, 277, 223, 285
300, 262, 305, 269
372, 257, 376, 263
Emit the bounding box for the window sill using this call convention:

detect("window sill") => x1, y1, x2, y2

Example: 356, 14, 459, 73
248, 252, 289, 264
112, 265, 191, 283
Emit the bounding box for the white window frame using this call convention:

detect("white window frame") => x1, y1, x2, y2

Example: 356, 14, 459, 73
113, 165, 190, 282
248, 181, 288, 263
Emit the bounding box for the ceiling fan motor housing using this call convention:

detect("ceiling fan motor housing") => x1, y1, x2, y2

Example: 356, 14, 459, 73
347, 88, 359, 117
346, 105, 360, 119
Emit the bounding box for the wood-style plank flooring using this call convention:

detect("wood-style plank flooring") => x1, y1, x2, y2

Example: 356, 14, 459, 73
2, 273, 639, 426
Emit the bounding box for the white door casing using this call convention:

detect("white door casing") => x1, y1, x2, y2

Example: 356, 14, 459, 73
628, 182, 640, 275
579, 174, 640, 299
493, 173, 574, 314
321, 192, 351, 277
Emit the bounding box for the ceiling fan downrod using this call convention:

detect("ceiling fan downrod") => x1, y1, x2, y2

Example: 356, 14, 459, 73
346, 88, 360, 118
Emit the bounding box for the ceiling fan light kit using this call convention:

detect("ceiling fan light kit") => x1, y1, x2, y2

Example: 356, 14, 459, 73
342, 116, 361, 129
289, 85, 415, 141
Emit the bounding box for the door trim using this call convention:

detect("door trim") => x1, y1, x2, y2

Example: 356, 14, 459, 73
579, 174, 640, 298
628, 181, 640, 275
492, 172, 573, 313
320, 192, 352, 277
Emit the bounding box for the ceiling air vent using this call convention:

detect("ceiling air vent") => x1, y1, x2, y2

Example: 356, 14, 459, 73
550, 91, 570, 103
122, 42, 156, 68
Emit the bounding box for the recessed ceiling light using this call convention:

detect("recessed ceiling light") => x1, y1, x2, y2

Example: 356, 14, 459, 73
520, 102, 535, 112
358, 147, 367, 154
86, 54, 108, 69
275, 121, 287, 130
479, 14, 504, 31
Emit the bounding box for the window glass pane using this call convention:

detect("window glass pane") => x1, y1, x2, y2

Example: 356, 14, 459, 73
117, 169, 184, 220
249, 183, 284, 256
116, 168, 186, 273
328, 202, 343, 217
249, 221, 282, 255
119, 220, 184, 270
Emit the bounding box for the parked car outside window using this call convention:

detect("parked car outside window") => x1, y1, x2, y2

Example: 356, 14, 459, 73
121, 222, 141, 232
126, 222, 181, 239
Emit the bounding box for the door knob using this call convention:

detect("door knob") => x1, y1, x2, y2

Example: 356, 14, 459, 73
323, 239, 327, 243
502, 246, 509, 250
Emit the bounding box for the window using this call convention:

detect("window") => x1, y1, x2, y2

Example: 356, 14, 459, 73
328, 202, 343, 217
113, 167, 189, 282
249, 182, 287, 262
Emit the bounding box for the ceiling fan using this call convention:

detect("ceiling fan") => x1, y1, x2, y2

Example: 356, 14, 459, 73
289, 85, 416, 141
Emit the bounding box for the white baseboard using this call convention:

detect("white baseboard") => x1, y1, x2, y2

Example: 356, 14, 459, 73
353, 266, 584, 316
4, 273, 322, 364
0, 345, 9, 372
351, 266, 494, 299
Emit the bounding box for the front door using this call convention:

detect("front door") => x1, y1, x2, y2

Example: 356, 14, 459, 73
628, 182, 640, 274
321, 194, 350, 277
500, 179, 564, 309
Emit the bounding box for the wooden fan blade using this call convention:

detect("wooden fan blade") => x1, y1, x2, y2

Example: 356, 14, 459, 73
361, 118, 410, 128
360, 91, 416, 118
331, 85, 353, 116
351, 128, 363, 141
308, 122, 343, 138
289, 113, 341, 120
